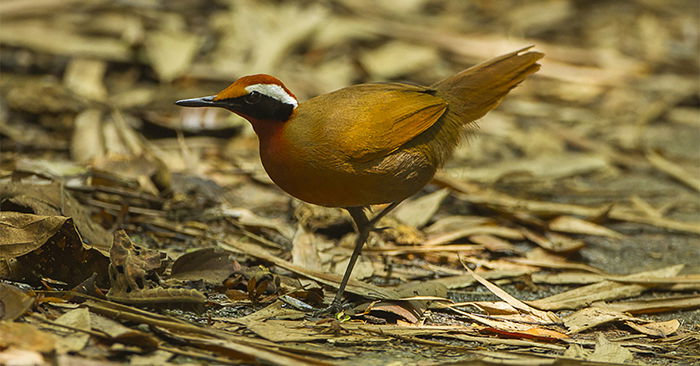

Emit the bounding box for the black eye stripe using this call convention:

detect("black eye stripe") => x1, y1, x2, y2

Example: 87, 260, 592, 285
244, 91, 262, 104
216, 93, 294, 121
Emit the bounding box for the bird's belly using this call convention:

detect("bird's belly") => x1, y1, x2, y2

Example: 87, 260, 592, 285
259, 143, 435, 207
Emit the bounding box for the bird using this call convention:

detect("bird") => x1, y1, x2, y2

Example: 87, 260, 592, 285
176, 46, 543, 313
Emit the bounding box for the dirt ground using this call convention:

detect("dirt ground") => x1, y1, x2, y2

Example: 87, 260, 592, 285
1, 1, 699, 365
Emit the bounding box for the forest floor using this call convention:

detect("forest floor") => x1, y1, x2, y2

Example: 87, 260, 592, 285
1, 1, 699, 365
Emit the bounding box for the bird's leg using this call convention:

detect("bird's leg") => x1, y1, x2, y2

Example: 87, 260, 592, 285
326, 201, 401, 313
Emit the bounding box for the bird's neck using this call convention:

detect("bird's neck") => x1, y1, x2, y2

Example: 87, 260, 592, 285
249, 118, 285, 140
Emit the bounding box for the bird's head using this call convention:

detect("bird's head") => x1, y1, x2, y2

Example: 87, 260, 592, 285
176, 74, 298, 124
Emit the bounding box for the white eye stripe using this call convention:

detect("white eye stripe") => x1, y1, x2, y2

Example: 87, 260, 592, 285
244, 84, 298, 108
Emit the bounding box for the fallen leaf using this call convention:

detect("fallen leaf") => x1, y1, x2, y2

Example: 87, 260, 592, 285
590, 334, 634, 363
145, 29, 200, 82
63, 58, 107, 101
0, 283, 34, 321
0, 212, 68, 258
563, 307, 632, 334
646, 150, 700, 193
528, 264, 684, 310
521, 228, 585, 253
0, 212, 109, 286
394, 188, 449, 228
170, 248, 238, 285
624, 319, 680, 337
594, 295, 700, 314
548, 215, 623, 238
0, 321, 55, 353
291, 224, 324, 274
53, 308, 91, 353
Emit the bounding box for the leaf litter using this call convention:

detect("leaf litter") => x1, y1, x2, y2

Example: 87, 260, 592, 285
1, 0, 699, 365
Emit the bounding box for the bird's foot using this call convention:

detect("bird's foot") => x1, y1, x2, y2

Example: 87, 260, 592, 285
310, 299, 351, 320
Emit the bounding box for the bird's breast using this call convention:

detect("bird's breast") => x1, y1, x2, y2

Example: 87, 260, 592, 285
256, 116, 435, 207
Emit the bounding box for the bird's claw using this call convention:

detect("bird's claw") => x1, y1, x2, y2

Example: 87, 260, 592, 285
310, 300, 352, 319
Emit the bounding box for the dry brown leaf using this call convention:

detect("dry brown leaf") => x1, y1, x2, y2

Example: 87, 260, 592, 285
527, 265, 685, 310
223, 207, 295, 240
0, 283, 34, 321
0, 182, 113, 253
532, 271, 606, 285
52, 308, 91, 354
145, 29, 199, 82
548, 216, 623, 238
394, 188, 449, 228
0, 212, 109, 286
71, 109, 105, 163
63, 58, 107, 101
624, 319, 680, 337
514, 247, 606, 274
463, 266, 557, 324
166, 331, 332, 366
89, 312, 159, 350
424, 225, 523, 246
521, 228, 585, 253
419, 269, 531, 290
170, 248, 239, 285
424, 215, 494, 234
593, 295, 700, 314
291, 224, 324, 273
590, 334, 634, 363
563, 307, 633, 334
0, 212, 68, 258
462, 301, 519, 315
246, 320, 328, 342
469, 234, 518, 253
646, 150, 700, 193
363, 302, 420, 323
0, 321, 55, 353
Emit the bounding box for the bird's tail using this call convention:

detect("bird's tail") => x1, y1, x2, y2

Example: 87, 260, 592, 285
418, 47, 542, 167
432, 46, 544, 125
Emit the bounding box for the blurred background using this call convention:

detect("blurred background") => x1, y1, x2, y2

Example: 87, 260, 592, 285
2, 0, 698, 182
1, 0, 699, 258
1, 0, 699, 251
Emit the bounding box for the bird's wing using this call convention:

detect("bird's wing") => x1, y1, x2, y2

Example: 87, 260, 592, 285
308, 83, 447, 162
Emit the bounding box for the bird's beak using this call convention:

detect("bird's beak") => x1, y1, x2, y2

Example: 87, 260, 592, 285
175, 95, 217, 107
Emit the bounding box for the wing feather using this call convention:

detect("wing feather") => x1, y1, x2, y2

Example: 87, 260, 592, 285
306, 83, 447, 162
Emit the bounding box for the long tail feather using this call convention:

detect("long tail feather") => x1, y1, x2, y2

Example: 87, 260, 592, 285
432, 46, 544, 125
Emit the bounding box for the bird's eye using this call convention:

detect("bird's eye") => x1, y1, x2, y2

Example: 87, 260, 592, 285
244, 91, 262, 104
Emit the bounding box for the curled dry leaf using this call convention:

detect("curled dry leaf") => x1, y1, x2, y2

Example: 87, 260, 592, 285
563, 307, 633, 334
0, 212, 68, 258
0, 212, 109, 286
624, 319, 680, 338
170, 247, 239, 285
